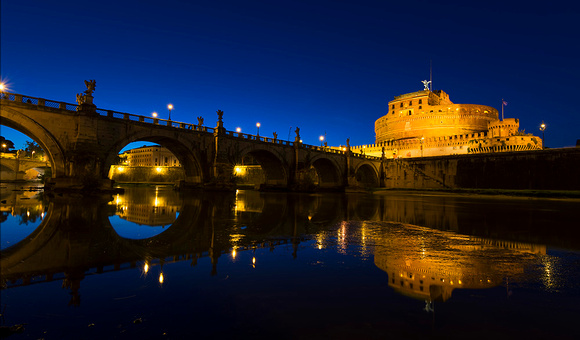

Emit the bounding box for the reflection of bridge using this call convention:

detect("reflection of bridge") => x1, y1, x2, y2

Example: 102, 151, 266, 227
2, 189, 563, 307
1, 91, 384, 191
0, 155, 49, 181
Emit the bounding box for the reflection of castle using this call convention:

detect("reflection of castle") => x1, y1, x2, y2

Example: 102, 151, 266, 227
351, 88, 542, 158
374, 226, 545, 302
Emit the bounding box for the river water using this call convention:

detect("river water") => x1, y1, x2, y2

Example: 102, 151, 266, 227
1, 184, 579, 339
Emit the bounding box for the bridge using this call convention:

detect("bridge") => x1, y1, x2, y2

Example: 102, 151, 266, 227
0, 153, 50, 181
0, 89, 384, 191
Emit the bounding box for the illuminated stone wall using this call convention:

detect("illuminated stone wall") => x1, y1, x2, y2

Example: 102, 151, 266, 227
375, 90, 498, 143
109, 165, 185, 183
365, 89, 542, 159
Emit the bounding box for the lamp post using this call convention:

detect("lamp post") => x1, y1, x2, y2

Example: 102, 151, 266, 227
539, 122, 546, 149
31, 150, 36, 159
256, 122, 261, 136
236, 127, 241, 136
167, 104, 173, 121
319, 135, 324, 147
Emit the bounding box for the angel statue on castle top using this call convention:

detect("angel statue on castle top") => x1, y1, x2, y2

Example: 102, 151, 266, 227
421, 80, 431, 91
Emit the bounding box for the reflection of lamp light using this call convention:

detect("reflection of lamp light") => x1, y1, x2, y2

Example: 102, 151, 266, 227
159, 272, 164, 284
144, 262, 149, 274
232, 249, 237, 259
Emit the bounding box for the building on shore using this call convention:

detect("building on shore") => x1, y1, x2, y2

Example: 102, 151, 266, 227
349, 87, 542, 158
120, 145, 181, 167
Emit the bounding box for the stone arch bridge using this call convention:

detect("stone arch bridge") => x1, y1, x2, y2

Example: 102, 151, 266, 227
1, 92, 384, 191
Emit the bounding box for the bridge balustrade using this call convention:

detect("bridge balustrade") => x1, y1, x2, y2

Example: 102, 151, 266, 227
2, 91, 383, 164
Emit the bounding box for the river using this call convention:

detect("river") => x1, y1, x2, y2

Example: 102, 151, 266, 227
1, 183, 579, 339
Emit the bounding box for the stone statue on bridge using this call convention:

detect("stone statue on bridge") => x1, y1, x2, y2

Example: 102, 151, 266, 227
197, 116, 204, 127
84, 80, 96, 96
75, 93, 86, 105
216, 110, 223, 122
273, 132, 278, 140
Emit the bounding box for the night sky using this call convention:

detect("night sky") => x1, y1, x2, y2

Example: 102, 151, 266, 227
2, 0, 579, 150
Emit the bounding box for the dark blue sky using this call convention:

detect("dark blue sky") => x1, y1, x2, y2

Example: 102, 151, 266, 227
2, 0, 579, 149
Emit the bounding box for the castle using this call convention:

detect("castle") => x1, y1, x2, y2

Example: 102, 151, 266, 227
350, 85, 542, 158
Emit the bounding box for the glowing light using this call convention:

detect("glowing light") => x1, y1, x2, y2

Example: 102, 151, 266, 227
27, 210, 30, 217
144, 263, 149, 274
236, 127, 241, 133
252, 257, 256, 264
167, 104, 173, 110
117, 166, 125, 172
0, 83, 4, 91
159, 272, 164, 284
319, 135, 324, 141
458, 280, 462, 285
152, 112, 158, 118
156, 167, 162, 173
232, 249, 237, 259
41, 212, 45, 218
256, 122, 261, 128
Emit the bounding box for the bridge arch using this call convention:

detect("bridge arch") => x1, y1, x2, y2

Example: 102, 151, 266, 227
104, 131, 205, 184
354, 162, 379, 188
310, 155, 343, 189
0, 106, 65, 177
237, 147, 289, 189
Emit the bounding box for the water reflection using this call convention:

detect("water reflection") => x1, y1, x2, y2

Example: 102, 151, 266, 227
373, 223, 545, 304
0, 183, 47, 250
1, 187, 579, 337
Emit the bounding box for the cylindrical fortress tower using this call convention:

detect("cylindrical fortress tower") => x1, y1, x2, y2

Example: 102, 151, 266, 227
375, 90, 499, 143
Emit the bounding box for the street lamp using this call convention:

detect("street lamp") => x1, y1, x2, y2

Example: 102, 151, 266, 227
167, 104, 173, 121
256, 122, 261, 136
31, 150, 36, 159
236, 127, 241, 134
539, 122, 546, 149
319, 135, 324, 147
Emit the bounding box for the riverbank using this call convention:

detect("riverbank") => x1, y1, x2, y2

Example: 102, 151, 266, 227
373, 187, 580, 199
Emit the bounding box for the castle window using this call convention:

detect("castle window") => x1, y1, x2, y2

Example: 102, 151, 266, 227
419, 106, 422, 109
392, 104, 395, 110
408, 110, 412, 115
400, 103, 403, 108
409, 100, 412, 106
419, 99, 423, 104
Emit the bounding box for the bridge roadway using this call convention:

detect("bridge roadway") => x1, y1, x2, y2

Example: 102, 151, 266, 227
1, 91, 384, 191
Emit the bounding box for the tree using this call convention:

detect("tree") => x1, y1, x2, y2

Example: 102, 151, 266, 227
24, 141, 45, 158
0, 136, 15, 152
